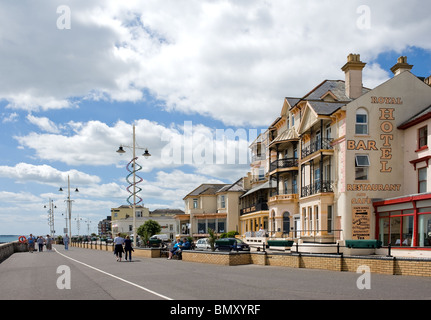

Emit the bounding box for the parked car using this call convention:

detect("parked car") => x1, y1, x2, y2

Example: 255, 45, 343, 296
215, 238, 250, 251
195, 238, 211, 250
150, 234, 169, 241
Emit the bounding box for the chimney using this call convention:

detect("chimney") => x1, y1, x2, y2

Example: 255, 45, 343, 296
341, 53, 366, 99
390, 56, 413, 76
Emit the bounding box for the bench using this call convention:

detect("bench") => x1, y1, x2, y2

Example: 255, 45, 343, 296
345, 240, 382, 249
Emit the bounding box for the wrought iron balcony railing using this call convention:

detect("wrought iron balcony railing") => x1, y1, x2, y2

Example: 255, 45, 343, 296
301, 138, 334, 159
269, 158, 299, 172
301, 180, 333, 197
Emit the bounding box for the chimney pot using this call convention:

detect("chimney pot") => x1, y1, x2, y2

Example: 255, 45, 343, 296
341, 53, 366, 99
391, 56, 413, 76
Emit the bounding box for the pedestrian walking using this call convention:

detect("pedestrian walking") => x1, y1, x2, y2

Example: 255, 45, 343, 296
114, 233, 125, 262
64, 234, 69, 250
45, 235, 52, 251
37, 236, 45, 252
27, 234, 36, 253
124, 235, 134, 262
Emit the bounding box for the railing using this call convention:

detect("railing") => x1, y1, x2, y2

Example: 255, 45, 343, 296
301, 180, 333, 197
269, 193, 298, 203
269, 158, 299, 172
301, 138, 333, 158
240, 202, 268, 215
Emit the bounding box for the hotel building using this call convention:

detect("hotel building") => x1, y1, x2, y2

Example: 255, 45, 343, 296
265, 54, 431, 253
183, 54, 431, 255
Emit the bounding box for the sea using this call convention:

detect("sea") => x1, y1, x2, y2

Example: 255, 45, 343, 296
0, 235, 21, 244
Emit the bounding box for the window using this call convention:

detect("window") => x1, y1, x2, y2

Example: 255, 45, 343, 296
220, 195, 225, 208
283, 179, 289, 194
193, 199, 198, 209
418, 126, 428, 149
217, 219, 226, 233
308, 207, 312, 233
355, 108, 368, 135
419, 167, 427, 193
207, 219, 216, 232
259, 167, 265, 180
418, 214, 431, 247
292, 175, 298, 194
198, 220, 206, 234
355, 155, 370, 180
283, 212, 290, 234
326, 124, 332, 139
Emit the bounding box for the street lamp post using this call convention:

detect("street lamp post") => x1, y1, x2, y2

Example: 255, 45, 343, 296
59, 175, 79, 238
84, 218, 92, 236
44, 199, 56, 237
116, 124, 151, 247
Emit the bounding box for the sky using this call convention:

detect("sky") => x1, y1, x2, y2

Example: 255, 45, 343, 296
1, 0, 431, 236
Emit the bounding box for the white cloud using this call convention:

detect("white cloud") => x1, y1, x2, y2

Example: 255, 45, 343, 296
1, 112, 19, 123
1, 1, 431, 126
15, 118, 255, 178
0, 163, 100, 186
26, 114, 61, 133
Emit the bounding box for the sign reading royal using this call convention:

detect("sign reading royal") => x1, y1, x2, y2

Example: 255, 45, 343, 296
371, 96, 403, 105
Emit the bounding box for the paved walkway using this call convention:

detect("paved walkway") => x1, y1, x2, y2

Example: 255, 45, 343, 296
1, 245, 430, 300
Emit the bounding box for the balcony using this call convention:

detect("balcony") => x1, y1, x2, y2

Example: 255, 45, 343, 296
269, 158, 299, 173
301, 138, 334, 159
268, 193, 299, 203
240, 202, 268, 215
301, 180, 333, 197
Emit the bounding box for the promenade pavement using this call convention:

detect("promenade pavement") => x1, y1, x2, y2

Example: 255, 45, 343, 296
1, 244, 430, 301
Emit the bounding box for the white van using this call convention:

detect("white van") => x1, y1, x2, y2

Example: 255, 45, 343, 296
150, 234, 169, 241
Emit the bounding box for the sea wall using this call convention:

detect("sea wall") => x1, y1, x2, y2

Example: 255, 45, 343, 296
0, 241, 28, 263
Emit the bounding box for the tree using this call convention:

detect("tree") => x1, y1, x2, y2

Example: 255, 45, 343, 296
208, 228, 217, 252
137, 220, 161, 246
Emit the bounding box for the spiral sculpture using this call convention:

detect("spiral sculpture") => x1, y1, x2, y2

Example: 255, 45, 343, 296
126, 157, 143, 206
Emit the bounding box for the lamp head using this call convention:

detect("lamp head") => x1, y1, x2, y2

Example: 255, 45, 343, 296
143, 148, 151, 159
116, 146, 126, 154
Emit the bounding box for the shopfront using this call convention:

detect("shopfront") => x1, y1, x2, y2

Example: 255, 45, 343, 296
374, 193, 431, 249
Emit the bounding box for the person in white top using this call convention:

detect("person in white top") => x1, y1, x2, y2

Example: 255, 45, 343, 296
114, 233, 125, 262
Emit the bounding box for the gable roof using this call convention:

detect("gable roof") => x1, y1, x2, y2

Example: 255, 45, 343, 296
183, 184, 228, 199
218, 178, 247, 193
287, 80, 371, 115
398, 104, 431, 129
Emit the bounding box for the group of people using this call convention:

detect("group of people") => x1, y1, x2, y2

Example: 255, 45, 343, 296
113, 233, 134, 262
168, 237, 191, 260
27, 234, 54, 252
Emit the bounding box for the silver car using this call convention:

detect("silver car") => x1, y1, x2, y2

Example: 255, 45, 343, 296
195, 238, 211, 250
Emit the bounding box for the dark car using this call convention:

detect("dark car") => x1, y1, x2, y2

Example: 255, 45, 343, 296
215, 238, 250, 252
